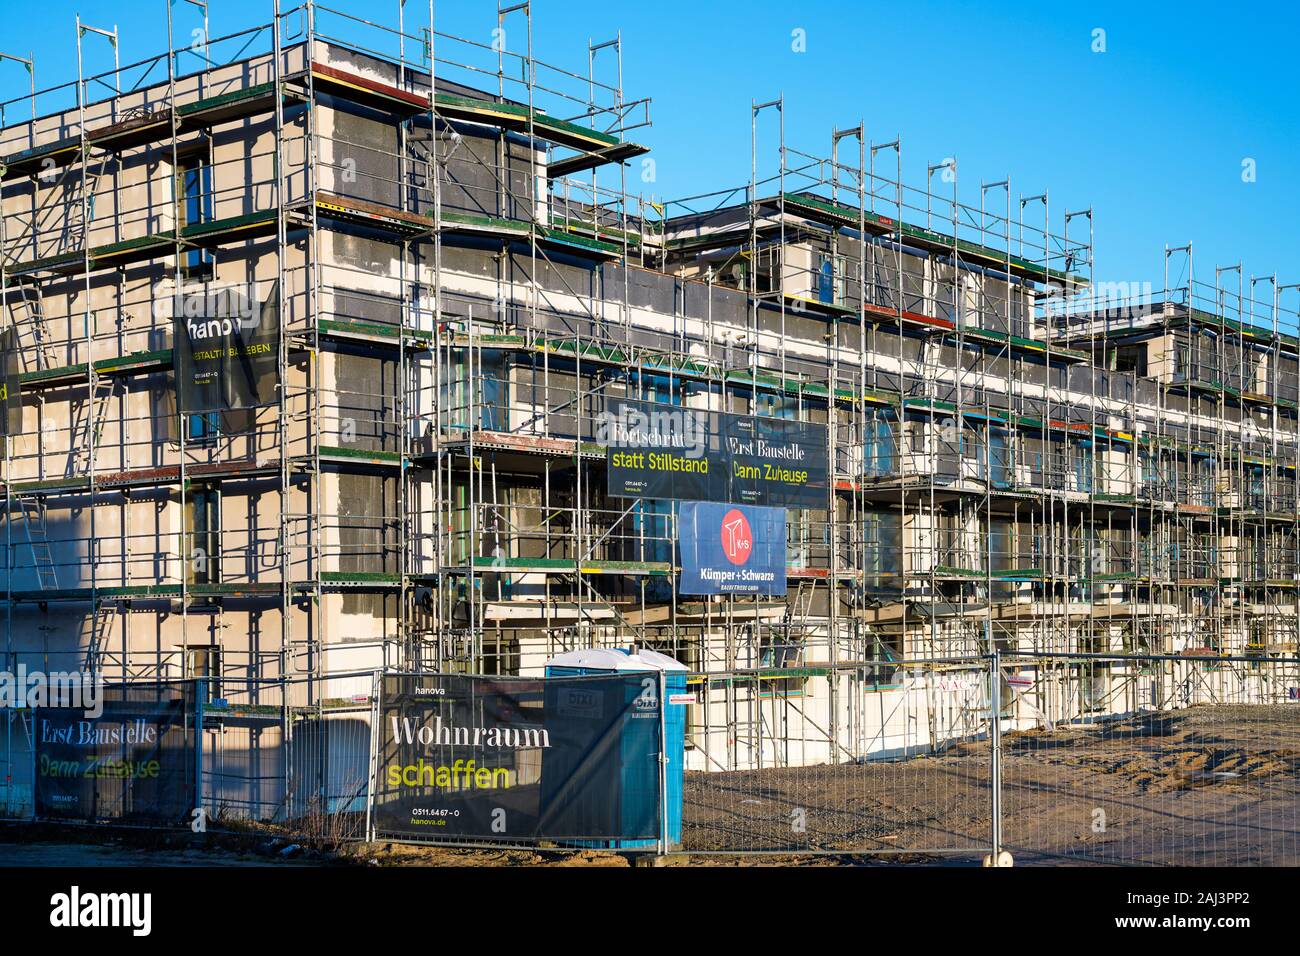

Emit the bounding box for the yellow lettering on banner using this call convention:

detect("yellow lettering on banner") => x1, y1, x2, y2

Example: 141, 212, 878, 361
762, 462, 808, 483
385, 760, 514, 790
648, 452, 708, 473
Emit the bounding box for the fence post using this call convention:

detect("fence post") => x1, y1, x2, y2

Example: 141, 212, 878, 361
658, 669, 668, 857
195, 676, 205, 828
282, 675, 292, 822
985, 650, 1012, 867
991, 652, 1001, 855
29, 706, 37, 822
365, 669, 380, 843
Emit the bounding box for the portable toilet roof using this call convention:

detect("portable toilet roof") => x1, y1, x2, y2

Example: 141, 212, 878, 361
545, 647, 687, 673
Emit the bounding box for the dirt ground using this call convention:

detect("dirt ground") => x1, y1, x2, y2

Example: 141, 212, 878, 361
0, 841, 306, 867
682, 743, 995, 857
335, 841, 904, 867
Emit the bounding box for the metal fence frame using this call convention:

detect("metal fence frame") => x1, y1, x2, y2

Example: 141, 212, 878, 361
2, 654, 1297, 866
678, 655, 1002, 860
998, 650, 1300, 867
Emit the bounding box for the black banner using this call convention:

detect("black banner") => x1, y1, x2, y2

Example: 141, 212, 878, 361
0, 325, 21, 437
375, 673, 663, 842
34, 684, 195, 824
174, 281, 279, 423
604, 398, 828, 507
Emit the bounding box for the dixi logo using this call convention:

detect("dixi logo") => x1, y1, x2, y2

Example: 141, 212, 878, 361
720, 508, 753, 566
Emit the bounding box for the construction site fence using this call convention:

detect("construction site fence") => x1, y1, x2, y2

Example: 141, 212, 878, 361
0, 654, 1296, 865
999, 651, 1300, 866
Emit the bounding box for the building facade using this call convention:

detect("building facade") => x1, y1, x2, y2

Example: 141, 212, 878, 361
2, 4, 1296, 791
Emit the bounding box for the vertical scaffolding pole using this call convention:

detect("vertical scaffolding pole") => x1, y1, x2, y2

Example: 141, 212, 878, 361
272, 0, 290, 686
75, 15, 118, 678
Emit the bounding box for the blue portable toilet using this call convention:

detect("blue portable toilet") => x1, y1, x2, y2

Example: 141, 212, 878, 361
544, 647, 687, 849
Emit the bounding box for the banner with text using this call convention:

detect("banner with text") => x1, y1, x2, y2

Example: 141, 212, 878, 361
34, 683, 195, 824
174, 281, 279, 424
0, 324, 21, 437
603, 398, 828, 507
679, 501, 787, 595
374, 673, 663, 843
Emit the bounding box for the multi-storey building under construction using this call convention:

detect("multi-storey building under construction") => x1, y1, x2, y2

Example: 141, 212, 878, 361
2, 2, 1298, 788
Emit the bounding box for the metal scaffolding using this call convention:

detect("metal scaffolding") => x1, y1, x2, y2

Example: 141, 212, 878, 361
0, 0, 1295, 790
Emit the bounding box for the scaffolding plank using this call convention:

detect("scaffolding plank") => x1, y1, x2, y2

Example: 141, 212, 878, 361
86, 110, 172, 151
434, 92, 620, 152
318, 445, 402, 466
316, 190, 431, 235
5, 249, 84, 278
547, 141, 650, 178
177, 82, 279, 128
536, 225, 622, 257
439, 210, 530, 238
0, 136, 80, 180
464, 556, 671, 576
181, 208, 278, 245
310, 63, 430, 113
318, 318, 432, 347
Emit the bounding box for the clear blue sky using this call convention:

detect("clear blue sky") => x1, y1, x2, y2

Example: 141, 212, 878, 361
3, 0, 1297, 296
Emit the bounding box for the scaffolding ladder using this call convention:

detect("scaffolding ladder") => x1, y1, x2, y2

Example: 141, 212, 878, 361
63, 146, 113, 251
69, 375, 114, 476
9, 282, 57, 372
14, 494, 57, 590
83, 599, 114, 673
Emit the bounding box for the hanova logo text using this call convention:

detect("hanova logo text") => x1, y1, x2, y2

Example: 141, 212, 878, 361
186, 317, 243, 341
172, 283, 263, 339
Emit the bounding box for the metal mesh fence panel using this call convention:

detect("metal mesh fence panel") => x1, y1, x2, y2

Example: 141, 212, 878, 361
1000, 653, 1300, 866
199, 678, 287, 827
1, 654, 1292, 863
681, 660, 996, 858
0, 707, 35, 820
199, 671, 374, 839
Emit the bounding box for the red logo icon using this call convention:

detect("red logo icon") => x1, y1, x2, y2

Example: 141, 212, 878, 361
720, 508, 753, 565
